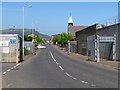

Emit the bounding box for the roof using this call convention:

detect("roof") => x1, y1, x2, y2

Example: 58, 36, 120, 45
69, 26, 87, 31
68, 26, 88, 36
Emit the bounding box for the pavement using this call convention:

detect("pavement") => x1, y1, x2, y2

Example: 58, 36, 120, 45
1, 43, 118, 88
53, 44, 119, 71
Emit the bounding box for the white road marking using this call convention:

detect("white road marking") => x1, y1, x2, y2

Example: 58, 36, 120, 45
72, 77, 77, 80
56, 62, 59, 65
65, 72, 77, 80
16, 63, 21, 66
49, 50, 96, 86
50, 51, 59, 65
11, 67, 14, 70
54, 59, 56, 62
65, 72, 71, 77
14, 66, 17, 68
81, 80, 88, 84
50, 51, 54, 59
2, 72, 7, 75
59, 65, 64, 71
7, 69, 10, 72
50, 51, 77, 80
2, 63, 21, 75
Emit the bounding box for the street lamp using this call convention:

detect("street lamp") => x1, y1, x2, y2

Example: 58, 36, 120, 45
22, 5, 32, 60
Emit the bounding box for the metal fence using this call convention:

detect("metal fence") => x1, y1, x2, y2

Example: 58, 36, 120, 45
0, 34, 22, 63
24, 41, 34, 54
65, 41, 77, 53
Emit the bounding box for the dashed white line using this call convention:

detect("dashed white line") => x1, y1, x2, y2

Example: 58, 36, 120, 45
2, 72, 7, 75
59, 65, 64, 71
2, 63, 21, 75
65, 72, 71, 77
50, 51, 59, 65
81, 80, 88, 84
11, 67, 14, 70
50, 51, 77, 80
7, 69, 10, 72
16, 63, 21, 66
14, 66, 17, 68
50, 51, 54, 59
56, 62, 59, 65
65, 72, 77, 80
49, 50, 96, 86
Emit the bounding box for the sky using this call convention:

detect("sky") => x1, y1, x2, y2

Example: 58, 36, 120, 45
2, 2, 118, 35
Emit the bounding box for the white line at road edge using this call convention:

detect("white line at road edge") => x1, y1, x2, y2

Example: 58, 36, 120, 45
2, 72, 6, 75
2, 63, 21, 75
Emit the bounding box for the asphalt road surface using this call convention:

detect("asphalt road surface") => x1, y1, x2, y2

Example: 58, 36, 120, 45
2, 43, 118, 88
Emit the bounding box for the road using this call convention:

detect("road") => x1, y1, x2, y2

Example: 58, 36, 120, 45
2, 43, 118, 88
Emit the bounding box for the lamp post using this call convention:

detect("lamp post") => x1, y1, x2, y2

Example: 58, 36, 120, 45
22, 5, 32, 60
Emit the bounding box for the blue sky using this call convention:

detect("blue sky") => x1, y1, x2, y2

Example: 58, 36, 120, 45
2, 2, 118, 35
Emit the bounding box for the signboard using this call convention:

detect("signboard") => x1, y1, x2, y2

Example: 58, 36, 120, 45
0, 41, 9, 46
3, 47, 9, 53
10, 37, 16, 44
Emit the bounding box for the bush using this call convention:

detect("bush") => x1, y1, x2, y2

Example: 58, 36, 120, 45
24, 48, 29, 55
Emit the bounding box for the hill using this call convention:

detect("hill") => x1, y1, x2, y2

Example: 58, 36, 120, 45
0, 28, 50, 40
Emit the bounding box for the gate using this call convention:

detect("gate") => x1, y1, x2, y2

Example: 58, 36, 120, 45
87, 35, 116, 62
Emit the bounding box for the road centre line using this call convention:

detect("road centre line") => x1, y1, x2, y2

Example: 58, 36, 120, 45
59, 65, 64, 71
50, 51, 78, 80
50, 51, 59, 65
65, 72, 77, 80
49, 50, 96, 86
56, 62, 59, 65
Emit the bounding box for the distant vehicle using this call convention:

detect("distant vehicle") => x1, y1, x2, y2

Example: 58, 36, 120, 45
37, 45, 46, 49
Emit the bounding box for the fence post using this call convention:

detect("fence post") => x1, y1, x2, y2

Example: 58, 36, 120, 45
68, 40, 70, 55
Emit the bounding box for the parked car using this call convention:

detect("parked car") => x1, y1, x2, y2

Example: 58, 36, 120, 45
37, 45, 46, 49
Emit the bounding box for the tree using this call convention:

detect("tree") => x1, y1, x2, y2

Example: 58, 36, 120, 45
52, 35, 60, 45
52, 32, 74, 47
24, 35, 32, 41
33, 35, 42, 45
59, 32, 68, 47
68, 33, 74, 41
